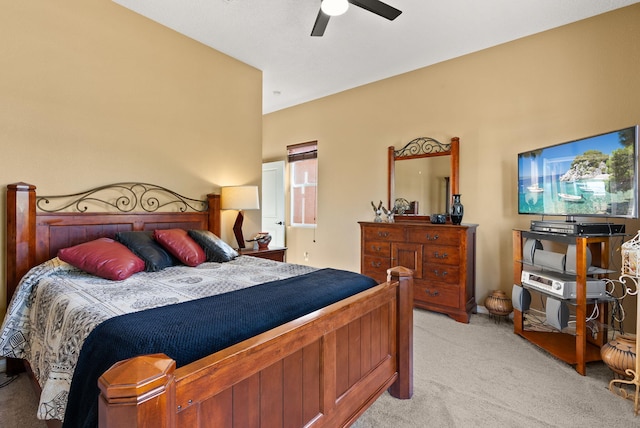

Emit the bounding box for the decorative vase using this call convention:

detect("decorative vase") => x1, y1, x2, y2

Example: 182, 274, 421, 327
256, 233, 272, 250
450, 194, 464, 225
601, 334, 637, 378
484, 290, 513, 316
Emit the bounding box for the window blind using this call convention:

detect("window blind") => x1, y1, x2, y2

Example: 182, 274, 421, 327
287, 141, 317, 163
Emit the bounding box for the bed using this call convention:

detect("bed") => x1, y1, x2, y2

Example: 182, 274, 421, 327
2, 182, 414, 428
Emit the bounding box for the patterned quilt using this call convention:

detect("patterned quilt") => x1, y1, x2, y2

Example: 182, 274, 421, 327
0, 256, 316, 421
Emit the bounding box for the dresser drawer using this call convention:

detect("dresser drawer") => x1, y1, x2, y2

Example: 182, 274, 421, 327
363, 241, 391, 257
423, 264, 459, 284
424, 245, 460, 266
414, 283, 460, 309
406, 228, 460, 246
362, 255, 391, 283
363, 226, 405, 242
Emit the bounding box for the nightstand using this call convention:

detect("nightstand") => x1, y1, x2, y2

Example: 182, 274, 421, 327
239, 246, 287, 262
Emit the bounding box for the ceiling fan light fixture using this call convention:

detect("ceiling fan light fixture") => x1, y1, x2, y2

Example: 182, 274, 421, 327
321, 0, 349, 17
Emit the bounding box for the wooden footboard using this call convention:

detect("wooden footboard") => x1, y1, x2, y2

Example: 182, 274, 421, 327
98, 267, 413, 428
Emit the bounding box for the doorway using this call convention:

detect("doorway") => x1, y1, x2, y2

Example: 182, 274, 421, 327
261, 161, 285, 247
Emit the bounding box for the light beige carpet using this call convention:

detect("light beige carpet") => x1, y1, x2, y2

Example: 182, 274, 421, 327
355, 309, 638, 427
1, 309, 637, 427
0, 373, 45, 427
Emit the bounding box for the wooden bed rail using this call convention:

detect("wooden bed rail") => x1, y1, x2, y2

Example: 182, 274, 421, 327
97, 267, 413, 428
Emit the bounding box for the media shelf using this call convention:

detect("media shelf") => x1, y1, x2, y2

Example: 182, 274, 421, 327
512, 229, 624, 375
516, 329, 602, 367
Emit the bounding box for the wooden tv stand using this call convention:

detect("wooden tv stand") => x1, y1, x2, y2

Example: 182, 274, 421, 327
512, 229, 619, 375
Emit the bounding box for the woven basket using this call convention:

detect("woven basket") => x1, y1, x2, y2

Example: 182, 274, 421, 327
485, 290, 513, 316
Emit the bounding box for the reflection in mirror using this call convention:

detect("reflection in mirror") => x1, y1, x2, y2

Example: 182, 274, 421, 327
394, 157, 450, 215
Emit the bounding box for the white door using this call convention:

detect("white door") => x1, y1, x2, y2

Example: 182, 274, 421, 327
261, 161, 286, 247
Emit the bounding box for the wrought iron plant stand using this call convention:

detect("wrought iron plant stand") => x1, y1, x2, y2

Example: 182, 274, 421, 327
607, 232, 640, 416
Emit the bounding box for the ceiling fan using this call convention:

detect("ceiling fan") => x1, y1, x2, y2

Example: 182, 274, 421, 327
311, 0, 402, 37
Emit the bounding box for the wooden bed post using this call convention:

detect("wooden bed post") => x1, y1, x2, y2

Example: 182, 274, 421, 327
98, 354, 176, 428
6, 183, 36, 304
387, 266, 414, 399
5, 183, 36, 375
207, 193, 221, 237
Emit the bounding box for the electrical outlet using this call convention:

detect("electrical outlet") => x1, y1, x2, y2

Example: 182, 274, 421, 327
304, 251, 309, 261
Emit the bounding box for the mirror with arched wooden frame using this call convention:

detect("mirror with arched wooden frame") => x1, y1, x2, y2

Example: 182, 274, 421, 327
387, 137, 459, 221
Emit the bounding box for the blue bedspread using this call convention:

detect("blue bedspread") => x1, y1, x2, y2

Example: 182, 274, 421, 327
62, 268, 378, 428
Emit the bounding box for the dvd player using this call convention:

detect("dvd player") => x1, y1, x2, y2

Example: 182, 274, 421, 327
530, 221, 625, 235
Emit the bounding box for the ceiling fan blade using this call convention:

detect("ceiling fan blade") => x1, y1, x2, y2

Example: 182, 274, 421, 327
349, 0, 402, 20
311, 10, 330, 37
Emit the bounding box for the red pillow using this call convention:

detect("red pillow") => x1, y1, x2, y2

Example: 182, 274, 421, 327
58, 238, 145, 280
153, 229, 206, 267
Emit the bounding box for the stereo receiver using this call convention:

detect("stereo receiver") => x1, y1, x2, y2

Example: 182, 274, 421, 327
521, 269, 606, 300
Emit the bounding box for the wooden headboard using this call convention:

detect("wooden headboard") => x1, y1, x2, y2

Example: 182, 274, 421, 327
6, 182, 221, 305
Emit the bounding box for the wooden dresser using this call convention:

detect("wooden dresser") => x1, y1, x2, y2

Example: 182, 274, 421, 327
359, 221, 478, 323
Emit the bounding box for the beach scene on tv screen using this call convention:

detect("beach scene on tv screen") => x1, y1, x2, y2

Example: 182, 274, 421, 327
518, 128, 636, 217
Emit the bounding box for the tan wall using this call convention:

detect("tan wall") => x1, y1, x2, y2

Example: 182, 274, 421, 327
0, 1, 263, 315
264, 5, 640, 322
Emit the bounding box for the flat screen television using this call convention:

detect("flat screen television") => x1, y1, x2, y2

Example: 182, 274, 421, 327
518, 126, 639, 220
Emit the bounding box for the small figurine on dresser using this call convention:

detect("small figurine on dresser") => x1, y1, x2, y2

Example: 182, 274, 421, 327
382, 206, 395, 223
371, 201, 383, 222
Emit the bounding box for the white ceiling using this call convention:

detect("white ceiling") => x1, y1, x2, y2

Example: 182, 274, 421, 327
112, 0, 639, 114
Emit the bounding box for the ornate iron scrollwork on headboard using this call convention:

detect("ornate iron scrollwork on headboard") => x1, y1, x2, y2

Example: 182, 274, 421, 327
36, 182, 208, 213
394, 137, 450, 158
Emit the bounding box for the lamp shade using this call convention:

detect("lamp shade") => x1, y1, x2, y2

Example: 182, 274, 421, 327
221, 186, 260, 211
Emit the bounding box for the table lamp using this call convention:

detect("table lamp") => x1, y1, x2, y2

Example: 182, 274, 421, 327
221, 186, 260, 249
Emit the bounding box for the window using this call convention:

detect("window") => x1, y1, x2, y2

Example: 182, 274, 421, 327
288, 141, 317, 227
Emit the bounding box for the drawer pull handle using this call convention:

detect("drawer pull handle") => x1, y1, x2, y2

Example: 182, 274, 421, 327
371, 261, 381, 268
434, 251, 448, 259
433, 269, 448, 277
372, 245, 382, 252
426, 234, 439, 241
425, 288, 439, 297
377, 231, 389, 238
